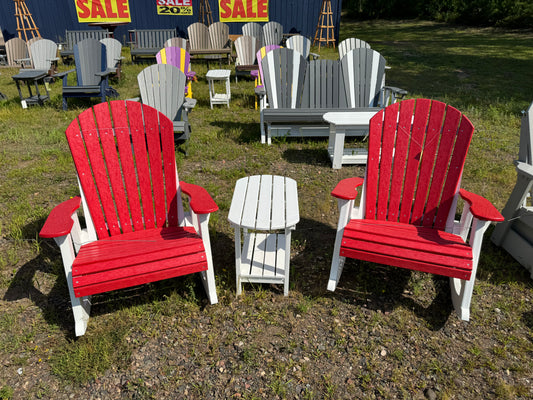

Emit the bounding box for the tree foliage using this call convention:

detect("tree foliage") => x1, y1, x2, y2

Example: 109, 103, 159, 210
344, 0, 533, 28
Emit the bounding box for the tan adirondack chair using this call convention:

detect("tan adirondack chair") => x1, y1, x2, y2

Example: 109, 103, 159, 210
6, 37, 30, 67
234, 35, 260, 82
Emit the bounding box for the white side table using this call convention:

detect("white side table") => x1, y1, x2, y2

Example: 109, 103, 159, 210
323, 110, 381, 169
206, 69, 231, 109
228, 175, 299, 296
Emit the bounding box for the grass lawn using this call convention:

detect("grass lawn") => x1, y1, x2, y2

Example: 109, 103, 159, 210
0, 19, 532, 399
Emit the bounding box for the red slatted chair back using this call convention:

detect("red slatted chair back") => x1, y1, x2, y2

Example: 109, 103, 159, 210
65, 100, 179, 240
365, 98, 474, 230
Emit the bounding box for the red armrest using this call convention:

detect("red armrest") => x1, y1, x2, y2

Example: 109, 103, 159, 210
180, 182, 218, 214
40, 196, 82, 238
331, 177, 365, 200
459, 189, 504, 222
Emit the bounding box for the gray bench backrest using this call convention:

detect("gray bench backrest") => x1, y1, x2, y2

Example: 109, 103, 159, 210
261, 48, 306, 109
301, 59, 347, 108
66, 30, 109, 50
133, 29, 176, 49
340, 48, 386, 108
137, 64, 186, 122
74, 39, 106, 86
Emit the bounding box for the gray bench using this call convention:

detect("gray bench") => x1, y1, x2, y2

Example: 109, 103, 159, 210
60, 30, 110, 62
260, 48, 407, 144
128, 29, 176, 63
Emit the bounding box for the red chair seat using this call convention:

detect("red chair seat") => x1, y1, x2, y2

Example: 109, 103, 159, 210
340, 219, 473, 280
72, 227, 207, 297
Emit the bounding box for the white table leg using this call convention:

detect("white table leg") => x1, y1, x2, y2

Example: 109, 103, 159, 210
283, 228, 292, 296
225, 76, 231, 108
332, 126, 346, 169
234, 227, 242, 295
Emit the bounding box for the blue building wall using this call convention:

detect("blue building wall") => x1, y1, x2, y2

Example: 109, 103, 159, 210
0, 0, 342, 45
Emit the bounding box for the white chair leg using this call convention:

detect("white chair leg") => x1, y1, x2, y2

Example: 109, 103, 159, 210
328, 198, 353, 291
198, 215, 218, 304
55, 235, 91, 336
260, 110, 266, 144
450, 218, 491, 321
450, 277, 473, 321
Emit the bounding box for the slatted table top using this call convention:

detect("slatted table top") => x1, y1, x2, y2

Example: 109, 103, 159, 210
12, 70, 48, 81
206, 69, 231, 79
323, 109, 381, 128
228, 175, 299, 231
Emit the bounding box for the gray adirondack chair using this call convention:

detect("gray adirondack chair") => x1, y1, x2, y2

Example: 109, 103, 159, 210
234, 35, 260, 82
338, 37, 371, 59
242, 22, 263, 46
262, 21, 283, 46
286, 35, 319, 60
29, 39, 58, 74
99, 38, 123, 79
491, 101, 533, 277
60, 38, 118, 110
5, 37, 30, 67
341, 48, 406, 108
137, 64, 196, 146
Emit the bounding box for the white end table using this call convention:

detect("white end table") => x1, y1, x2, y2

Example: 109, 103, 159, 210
228, 175, 299, 296
206, 69, 231, 109
323, 109, 381, 169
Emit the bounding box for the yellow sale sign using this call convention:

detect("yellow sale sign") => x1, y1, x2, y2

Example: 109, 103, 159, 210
157, 0, 193, 16
75, 0, 131, 23
219, 0, 269, 22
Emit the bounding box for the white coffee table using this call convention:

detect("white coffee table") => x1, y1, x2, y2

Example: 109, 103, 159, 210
323, 110, 381, 168
206, 69, 231, 109
228, 175, 299, 296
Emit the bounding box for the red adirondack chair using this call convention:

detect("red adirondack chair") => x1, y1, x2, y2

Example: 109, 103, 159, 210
40, 100, 218, 336
328, 99, 503, 321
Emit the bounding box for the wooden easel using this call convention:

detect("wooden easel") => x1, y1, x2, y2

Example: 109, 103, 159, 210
14, 0, 41, 42
313, 0, 335, 49
199, 0, 214, 26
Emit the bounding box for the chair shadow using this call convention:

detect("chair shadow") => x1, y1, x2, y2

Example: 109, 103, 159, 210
282, 147, 330, 166
289, 218, 453, 331
209, 120, 261, 143
3, 216, 236, 338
